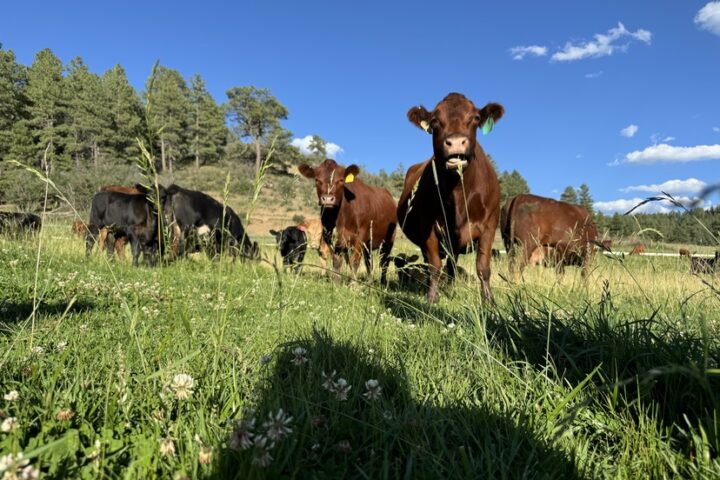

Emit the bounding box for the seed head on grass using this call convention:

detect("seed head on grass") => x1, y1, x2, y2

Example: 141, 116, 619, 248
170, 374, 195, 400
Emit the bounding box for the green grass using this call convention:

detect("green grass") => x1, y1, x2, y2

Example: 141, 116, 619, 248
1, 222, 719, 479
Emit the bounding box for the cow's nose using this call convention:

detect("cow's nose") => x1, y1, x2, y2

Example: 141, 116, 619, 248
320, 195, 336, 205
444, 135, 468, 154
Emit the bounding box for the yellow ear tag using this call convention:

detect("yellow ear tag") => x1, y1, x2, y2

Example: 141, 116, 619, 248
345, 173, 355, 183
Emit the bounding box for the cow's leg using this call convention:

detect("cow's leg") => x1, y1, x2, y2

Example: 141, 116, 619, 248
98, 228, 108, 255
332, 248, 345, 283
105, 231, 116, 259
475, 228, 496, 304
349, 243, 363, 281
128, 232, 141, 267
379, 240, 393, 286
445, 251, 460, 283
424, 233, 443, 303
85, 225, 98, 258
115, 236, 127, 260
363, 246, 373, 279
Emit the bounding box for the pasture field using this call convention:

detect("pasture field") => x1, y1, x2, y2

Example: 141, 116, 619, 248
1, 221, 720, 479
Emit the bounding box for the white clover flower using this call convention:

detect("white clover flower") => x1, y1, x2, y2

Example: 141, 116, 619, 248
291, 347, 308, 366
1, 417, 18, 433
363, 379, 382, 401
3, 390, 19, 402
334, 378, 352, 401
262, 408, 293, 442
198, 446, 213, 465
251, 436, 274, 468
260, 354, 272, 365
56, 341, 68, 352
0, 452, 38, 479
229, 414, 255, 451
170, 374, 195, 400
30, 346, 44, 355
321, 370, 337, 391
160, 437, 176, 457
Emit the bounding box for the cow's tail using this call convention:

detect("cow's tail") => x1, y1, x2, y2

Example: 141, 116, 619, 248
500, 196, 518, 254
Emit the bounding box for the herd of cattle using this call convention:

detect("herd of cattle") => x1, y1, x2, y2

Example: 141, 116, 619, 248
1, 93, 718, 302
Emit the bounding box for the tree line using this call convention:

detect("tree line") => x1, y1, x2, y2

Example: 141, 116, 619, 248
1, 45, 716, 245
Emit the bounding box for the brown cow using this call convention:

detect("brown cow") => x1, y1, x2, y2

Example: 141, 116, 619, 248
71, 219, 86, 236
501, 194, 597, 276
679, 248, 691, 257
397, 93, 503, 303
629, 244, 645, 256
299, 160, 397, 284
96, 185, 142, 259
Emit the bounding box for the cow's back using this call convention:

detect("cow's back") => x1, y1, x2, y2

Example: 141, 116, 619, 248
337, 180, 397, 248
507, 194, 595, 246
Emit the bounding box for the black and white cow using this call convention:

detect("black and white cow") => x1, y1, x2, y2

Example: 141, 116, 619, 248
163, 184, 259, 260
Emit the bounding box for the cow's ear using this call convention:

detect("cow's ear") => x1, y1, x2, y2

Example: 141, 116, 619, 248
344, 164, 360, 182
478, 102, 504, 126
407, 106, 432, 133
269, 229, 280, 239
298, 164, 315, 179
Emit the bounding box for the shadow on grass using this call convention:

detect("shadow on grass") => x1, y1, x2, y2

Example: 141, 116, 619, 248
0, 299, 94, 333
212, 329, 582, 479
484, 286, 720, 458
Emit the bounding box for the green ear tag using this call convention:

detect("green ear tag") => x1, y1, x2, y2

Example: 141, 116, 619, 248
482, 117, 494, 135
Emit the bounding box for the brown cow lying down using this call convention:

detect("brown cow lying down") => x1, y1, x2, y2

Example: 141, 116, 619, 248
501, 194, 597, 276
397, 93, 504, 303
299, 160, 397, 284
629, 244, 645, 255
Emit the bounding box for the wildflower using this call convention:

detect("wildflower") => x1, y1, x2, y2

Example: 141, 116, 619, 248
198, 446, 213, 465
170, 374, 195, 400
160, 437, 176, 457
30, 346, 44, 355
87, 440, 102, 461
263, 408, 293, 442
79, 324, 88, 332
260, 354, 272, 365
336, 440, 352, 454
251, 436, 274, 468
229, 413, 255, 451
56, 341, 68, 352
1, 417, 18, 432
291, 347, 308, 366
0, 452, 39, 479
321, 370, 337, 391
311, 414, 328, 428
3, 391, 19, 402
363, 379, 382, 401
311, 442, 320, 451
56, 408, 75, 421
383, 410, 393, 421
334, 378, 352, 401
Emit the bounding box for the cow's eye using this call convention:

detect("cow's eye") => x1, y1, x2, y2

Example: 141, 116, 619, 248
430, 118, 440, 129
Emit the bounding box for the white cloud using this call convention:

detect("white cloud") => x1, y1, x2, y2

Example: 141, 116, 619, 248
291, 135, 344, 158
551, 22, 652, 62
585, 71, 604, 79
695, 2, 720, 36
620, 178, 707, 195
714, 126, 720, 132
509, 45, 548, 60
650, 133, 675, 144
620, 124, 639, 138
624, 143, 720, 164
595, 196, 701, 215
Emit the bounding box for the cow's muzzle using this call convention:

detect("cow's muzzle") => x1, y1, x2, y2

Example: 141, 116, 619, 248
320, 195, 337, 207
445, 154, 469, 170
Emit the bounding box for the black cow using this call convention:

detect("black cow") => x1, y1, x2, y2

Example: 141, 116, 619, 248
163, 184, 259, 260
691, 251, 719, 274
85, 185, 165, 266
269, 226, 307, 271
0, 212, 42, 235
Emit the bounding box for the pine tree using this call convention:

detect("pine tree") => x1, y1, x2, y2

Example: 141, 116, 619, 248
0, 44, 29, 160
102, 65, 145, 163
498, 169, 530, 205
66, 57, 110, 168
577, 183, 593, 213
25, 48, 70, 172
225, 86, 288, 175
188, 74, 227, 168
146, 66, 191, 172
560, 186, 578, 204
308, 134, 327, 159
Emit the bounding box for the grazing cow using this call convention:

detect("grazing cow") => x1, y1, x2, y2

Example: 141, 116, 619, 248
629, 244, 646, 256
0, 212, 41, 234
163, 184, 259, 260
501, 194, 597, 276
86, 185, 165, 266
270, 226, 307, 271
679, 248, 691, 257
299, 160, 397, 284
71, 219, 86, 236
491, 248, 501, 260
397, 93, 503, 302
690, 251, 719, 274
94, 185, 143, 260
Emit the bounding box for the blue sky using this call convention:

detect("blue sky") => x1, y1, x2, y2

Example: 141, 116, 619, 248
3, 1, 719, 213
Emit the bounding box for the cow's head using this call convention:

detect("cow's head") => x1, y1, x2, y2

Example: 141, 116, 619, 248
298, 159, 360, 208
407, 93, 504, 170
